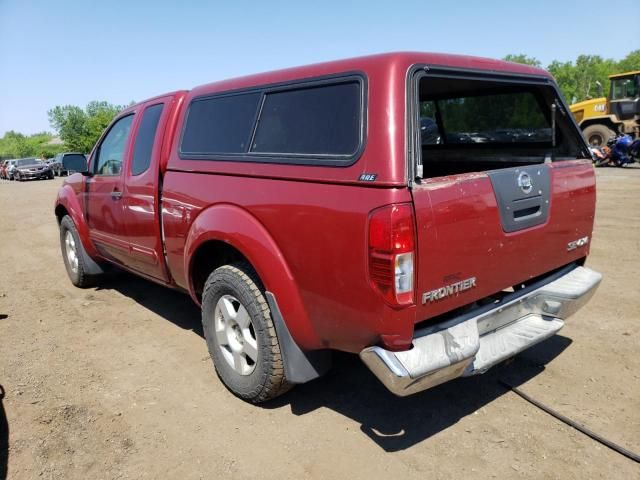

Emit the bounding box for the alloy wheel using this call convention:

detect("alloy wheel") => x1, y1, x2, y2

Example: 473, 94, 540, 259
213, 295, 258, 375
64, 230, 79, 274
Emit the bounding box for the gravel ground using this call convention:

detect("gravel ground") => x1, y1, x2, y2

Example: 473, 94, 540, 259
0, 168, 638, 479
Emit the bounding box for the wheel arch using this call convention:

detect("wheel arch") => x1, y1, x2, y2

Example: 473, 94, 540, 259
183, 203, 321, 350
579, 116, 622, 132
55, 184, 99, 258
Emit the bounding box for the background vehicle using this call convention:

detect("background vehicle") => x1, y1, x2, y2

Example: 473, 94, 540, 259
55, 52, 601, 403
0, 160, 10, 179
570, 71, 640, 145
2, 160, 18, 180
45, 157, 57, 172
49, 152, 86, 176
14, 158, 54, 181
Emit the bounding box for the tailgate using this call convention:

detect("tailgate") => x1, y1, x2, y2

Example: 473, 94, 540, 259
411, 160, 595, 322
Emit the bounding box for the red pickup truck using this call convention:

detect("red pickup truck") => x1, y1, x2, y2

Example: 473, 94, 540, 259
55, 52, 602, 403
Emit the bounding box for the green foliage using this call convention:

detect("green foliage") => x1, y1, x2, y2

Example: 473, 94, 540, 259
503, 54, 542, 68
616, 49, 640, 73
0, 131, 66, 161
426, 92, 547, 133
505, 50, 640, 104
48, 101, 125, 153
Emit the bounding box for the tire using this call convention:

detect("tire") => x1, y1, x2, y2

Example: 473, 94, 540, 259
201, 263, 292, 403
59, 215, 97, 288
583, 124, 615, 146
48, 171, 54, 180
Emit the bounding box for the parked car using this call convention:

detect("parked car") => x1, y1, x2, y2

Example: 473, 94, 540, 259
55, 52, 601, 403
14, 158, 54, 181
47, 156, 62, 175
2, 159, 18, 180
45, 157, 57, 171
50, 152, 87, 176
0, 160, 9, 179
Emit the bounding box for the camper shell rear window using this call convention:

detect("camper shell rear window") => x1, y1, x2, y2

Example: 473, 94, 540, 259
413, 70, 589, 179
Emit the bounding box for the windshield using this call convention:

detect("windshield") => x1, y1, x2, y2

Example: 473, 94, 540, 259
16, 159, 41, 167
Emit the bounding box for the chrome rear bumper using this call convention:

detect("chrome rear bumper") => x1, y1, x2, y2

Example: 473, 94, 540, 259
360, 266, 602, 396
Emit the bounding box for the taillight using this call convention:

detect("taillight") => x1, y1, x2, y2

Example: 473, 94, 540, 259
368, 203, 416, 306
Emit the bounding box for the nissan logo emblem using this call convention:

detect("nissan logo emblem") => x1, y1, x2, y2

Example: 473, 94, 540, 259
517, 171, 533, 194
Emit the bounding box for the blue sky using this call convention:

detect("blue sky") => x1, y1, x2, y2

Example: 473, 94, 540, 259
1, 0, 638, 136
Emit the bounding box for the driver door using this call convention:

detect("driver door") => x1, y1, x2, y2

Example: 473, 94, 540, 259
86, 113, 136, 265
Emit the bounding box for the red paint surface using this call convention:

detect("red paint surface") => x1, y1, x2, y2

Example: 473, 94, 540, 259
54, 52, 595, 353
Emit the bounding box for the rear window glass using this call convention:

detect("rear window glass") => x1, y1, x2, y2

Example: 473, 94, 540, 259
181, 93, 261, 154
415, 75, 588, 179
132, 103, 164, 175
250, 82, 361, 156
421, 92, 551, 145
63, 154, 86, 164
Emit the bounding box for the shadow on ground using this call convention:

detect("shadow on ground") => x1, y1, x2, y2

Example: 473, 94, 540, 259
268, 337, 570, 451
98, 272, 203, 337
97, 272, 572, 452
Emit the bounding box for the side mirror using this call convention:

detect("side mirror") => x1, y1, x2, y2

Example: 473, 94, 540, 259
62, 155, 90, 175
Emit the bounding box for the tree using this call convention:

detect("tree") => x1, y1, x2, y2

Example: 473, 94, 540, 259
617, 50, 640, 73
48, 101, 125, 152
0, 131, 66, 160
503, 54, 541, 68
506, 52, 638, 104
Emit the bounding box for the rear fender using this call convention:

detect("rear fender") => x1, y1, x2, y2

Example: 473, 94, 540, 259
184, 203, 321, 350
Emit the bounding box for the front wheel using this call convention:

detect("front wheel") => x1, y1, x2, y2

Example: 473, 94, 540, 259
59, 215, 99, 288
201, 263, 292, 403
583, 124, 615, 146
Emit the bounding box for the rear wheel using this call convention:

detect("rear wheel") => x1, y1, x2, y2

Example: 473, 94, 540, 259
583, 124, 615, 146
201, 263, 292, 403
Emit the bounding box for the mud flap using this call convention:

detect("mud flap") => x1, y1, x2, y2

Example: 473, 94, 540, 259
265, 291, 331, 384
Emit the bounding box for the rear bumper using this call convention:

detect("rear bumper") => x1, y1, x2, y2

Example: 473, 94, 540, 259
360, 265, 602, 396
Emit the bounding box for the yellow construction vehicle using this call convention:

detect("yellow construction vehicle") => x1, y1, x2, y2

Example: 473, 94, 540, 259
570, 71, 640, 145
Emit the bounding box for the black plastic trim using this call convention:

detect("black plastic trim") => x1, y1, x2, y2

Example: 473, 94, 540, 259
265, 291, 332, 384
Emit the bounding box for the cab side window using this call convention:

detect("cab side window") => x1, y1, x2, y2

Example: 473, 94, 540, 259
131, 104, 164, 175
95, 114, 134, 176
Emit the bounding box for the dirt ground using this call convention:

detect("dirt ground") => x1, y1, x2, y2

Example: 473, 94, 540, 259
0, 168, 638, 479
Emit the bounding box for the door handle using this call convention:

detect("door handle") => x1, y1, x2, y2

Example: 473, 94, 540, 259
111, 190, 123, 200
